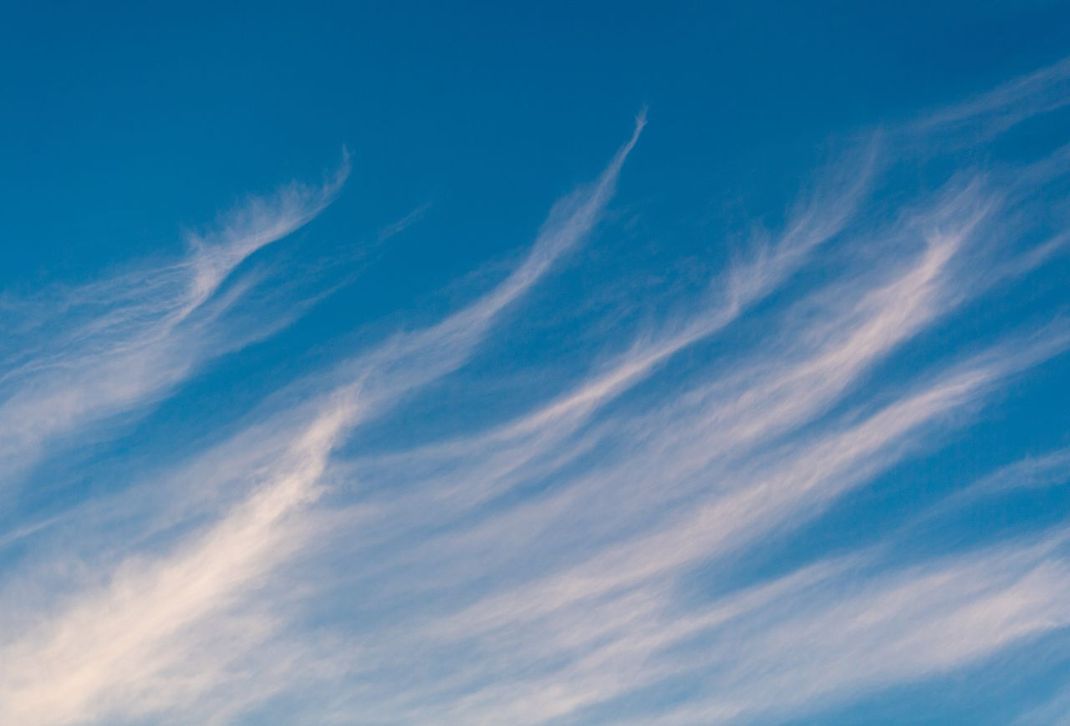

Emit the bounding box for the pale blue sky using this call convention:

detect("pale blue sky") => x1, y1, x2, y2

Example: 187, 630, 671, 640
1, 3, 1070, 724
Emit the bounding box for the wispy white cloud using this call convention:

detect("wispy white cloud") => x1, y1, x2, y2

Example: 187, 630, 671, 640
254, 62, 1070, 723
909, 55, 1070, 143
0, 119, 644, 724
0, 159, 349, 487
0, 392, 356, 725
2, 56, 1070, 726
347, 137, 879, 517
631, 535, 1070, 725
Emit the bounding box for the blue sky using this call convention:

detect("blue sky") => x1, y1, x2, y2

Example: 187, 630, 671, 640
2, 2, 1070, 723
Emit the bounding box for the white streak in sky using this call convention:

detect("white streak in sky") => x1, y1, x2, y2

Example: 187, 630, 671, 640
0, 119, 644, 724
0, 159, 349, 487
1, 58, 1069, 726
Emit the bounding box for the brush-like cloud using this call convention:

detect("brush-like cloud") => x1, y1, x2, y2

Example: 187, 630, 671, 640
0, 393, 357, 725
0, 160, 348, 487
627, 535, 1070, 725
248, 63, 1069, 723
0, 120, 644, 725
912, 56, 1070, 143
1, 58, 1069, 726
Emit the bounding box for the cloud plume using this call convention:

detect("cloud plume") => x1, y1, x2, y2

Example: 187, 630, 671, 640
1, 59, 1070, 726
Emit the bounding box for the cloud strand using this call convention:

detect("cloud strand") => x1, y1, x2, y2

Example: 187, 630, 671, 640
1, 59, 1069, 726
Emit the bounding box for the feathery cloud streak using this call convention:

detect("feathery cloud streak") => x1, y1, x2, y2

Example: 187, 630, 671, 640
0, 118, 645, 725
0, 161, 348, 489
1, 58, 1069, 726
